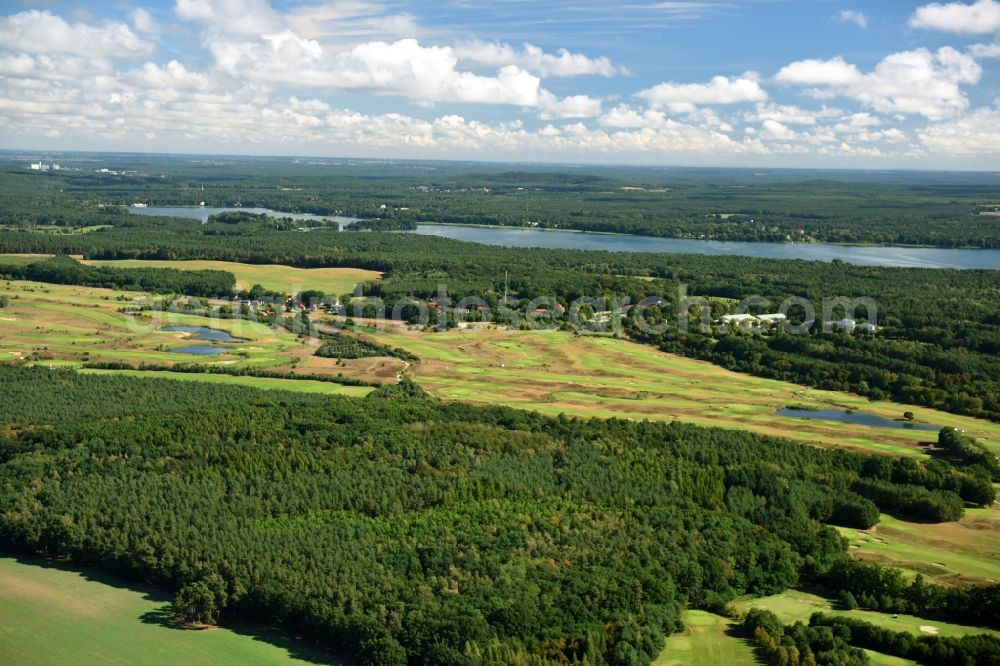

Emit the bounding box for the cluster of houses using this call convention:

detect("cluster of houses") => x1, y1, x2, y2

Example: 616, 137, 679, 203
232, 297, 345, 317
721, 312, 876, 333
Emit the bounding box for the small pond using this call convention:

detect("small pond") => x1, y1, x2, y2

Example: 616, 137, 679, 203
777, 408, 940, 431
162, 325, 242, 342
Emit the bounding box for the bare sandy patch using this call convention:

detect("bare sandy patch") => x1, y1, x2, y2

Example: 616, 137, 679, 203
920, 625, 939, 634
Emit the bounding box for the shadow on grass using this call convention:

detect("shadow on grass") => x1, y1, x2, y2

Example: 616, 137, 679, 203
139, 604, 192, 630
724, 623, 770, 666
7, 553, 347, 665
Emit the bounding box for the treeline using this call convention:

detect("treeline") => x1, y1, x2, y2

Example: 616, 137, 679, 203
851, 479, 965, 523
745, 608, 1000, 666
315, 332, 418, 362
0, 255, 234, 297
809, 614, 1000, 665
207, 211, 339, 231
344, 218, 417, 232
743, 607, 869, 665
938, 427, 1000, 480
81, 361, 379, 387
825, 560, 1000, 629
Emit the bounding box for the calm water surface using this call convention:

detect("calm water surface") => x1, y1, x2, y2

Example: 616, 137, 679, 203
410, 224, 1000, 269
162, 325, 242, 342
128, 206, 360, 227
132, 208, 1000, 269
777, 408, 940, 431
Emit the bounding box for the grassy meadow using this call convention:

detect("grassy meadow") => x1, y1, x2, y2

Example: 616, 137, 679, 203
836, 510, 1000, 586
653, 610, 758, 666
732, 589, 1000, 639
80, 258, 380, 295
0, 557, 334, 665
354, 326, 1000, 458
0, 280, 392, 392
652, 608, 919, 666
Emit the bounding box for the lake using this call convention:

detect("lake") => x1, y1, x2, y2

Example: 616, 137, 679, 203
162, 325, 242, 343
131, 207, 1000, 269
128, 206, 361, 227
409, 224, 1000, 270
777, 408, 940, 431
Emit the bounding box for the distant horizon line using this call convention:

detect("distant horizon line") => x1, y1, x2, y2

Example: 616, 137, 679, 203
1, 148, 997, 176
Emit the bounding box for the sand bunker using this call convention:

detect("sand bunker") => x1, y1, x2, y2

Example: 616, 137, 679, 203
920, 626, 939, 635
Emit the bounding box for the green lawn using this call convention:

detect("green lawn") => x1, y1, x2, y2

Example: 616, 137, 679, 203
733, 589, 1000, 639
654, 610, 759, 666
866, 651, 918, 666
0, 253, 52, 265
653, 609, 918, 666
836, 510, 1000, 586
82, 259, 380, 295
0, 557, 335, 665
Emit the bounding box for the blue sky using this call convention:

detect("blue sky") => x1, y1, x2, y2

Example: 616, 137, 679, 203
1, 0, 998, 167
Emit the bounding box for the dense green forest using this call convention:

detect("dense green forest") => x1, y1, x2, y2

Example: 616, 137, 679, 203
2, 200, 998, 420
1, 366, 996, 665
3, 155, 1000, 247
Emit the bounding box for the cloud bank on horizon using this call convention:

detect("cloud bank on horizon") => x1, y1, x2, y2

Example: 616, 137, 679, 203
0, 0, 998, 168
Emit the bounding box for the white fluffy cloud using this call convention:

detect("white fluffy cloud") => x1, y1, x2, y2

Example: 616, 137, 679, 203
775, 48, 981, 119
175, 0, 283, 36
0, 10, 153, 58
969, 42, 1000, 56
537, 92, 604, 119
211, 35, 583, 110
635, 75, 767, 113
598, 104, 668, 128
774, 57, 862, 86
837, 10, 868, 28
918, 103, 1000, 153
909, 0, 1000, 34
454, 41, 624, 77
747, 103, 842, 125
0, 0, 994, 165
760, 119, 796, 140
130, 8, 158, 34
